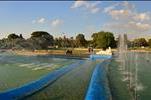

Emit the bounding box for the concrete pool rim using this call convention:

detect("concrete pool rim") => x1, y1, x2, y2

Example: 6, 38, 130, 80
85, 55, 112, 100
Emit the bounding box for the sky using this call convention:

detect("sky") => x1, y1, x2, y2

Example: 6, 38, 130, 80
0, 1, 151, 40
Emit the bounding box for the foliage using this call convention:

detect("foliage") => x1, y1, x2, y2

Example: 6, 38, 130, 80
54, 36, 76, 48
1, 30, 150, 50
91, 31, 116, 49
0, 32, 54, 50
75, 34, 87, 47
29, 31, 54, 49
31, 31, 50, 38
148, 39, 151, 48
7, 33, 21, 40
133, 38, 148, 47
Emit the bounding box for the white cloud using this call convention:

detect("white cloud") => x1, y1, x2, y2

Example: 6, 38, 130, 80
103, 21, 151, 35
32, 18, 64, 27
32, 17, 46, 24
71, 1, 101, 14
90, 7, 100, 14
37, 18, 45, 23
104, 3, 119, 13
103, 1, 151, 35
133, 12, 150, 21
71, 1, 87, 8
104, 2, 150, 22
109, 9, 131, 20
135, 22, 151, 30
51, 19, 63, 27
122, 1, 135, 10
104, 2, 135, 20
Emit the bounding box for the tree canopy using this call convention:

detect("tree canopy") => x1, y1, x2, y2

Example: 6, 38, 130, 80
29, 31, 54, 49
133, 38, 148, 47
148, 39, 151, 48
92, 31, 116, 49
8, 33, 20, 40
76, 34, 87, 47
31, 31, 50, 37
1, 31, 151, 50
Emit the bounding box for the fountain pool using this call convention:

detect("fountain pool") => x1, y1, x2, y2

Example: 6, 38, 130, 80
0, 52, 76, 92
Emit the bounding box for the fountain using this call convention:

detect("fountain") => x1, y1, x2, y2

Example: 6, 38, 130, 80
118, 34, 139, 100
118, 34, 128, 79
134, 53, 138, 100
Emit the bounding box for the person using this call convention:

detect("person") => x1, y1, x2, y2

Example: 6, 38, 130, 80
88, 47, 91, 53
88, 47, 93, 54
91, 48, 93, 53
65, 49, 72, 55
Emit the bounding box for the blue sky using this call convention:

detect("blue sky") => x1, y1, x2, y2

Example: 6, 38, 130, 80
0, 1, 151, 39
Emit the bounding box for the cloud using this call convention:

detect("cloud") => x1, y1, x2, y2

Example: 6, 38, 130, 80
122, 1, 135, 10
103, 21, 151, 34
51, 19, 63, 27
71, 1, 101, 14
109, 9, 132, 20
71, 1, 87, 8
32, 17, 46, 24
90, 7, 100, 14
104, 1, 150, 22
104, 2, 135, 20
103, 1, 151, 35
132, 22, 151, 31
104, 3, 119, 13
37, 18, 45, 23
133, 12, 150, 21
32, 18, 63, 27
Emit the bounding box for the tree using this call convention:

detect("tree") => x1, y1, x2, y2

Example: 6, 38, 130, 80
91, 33, 98, 47
0, 33, 34, 50
133, 38, 148, 47
6, 33, 26, 49
7, 33, 20, 40
54, 37, 76, 48
91, 31, 116, 49
148, 39, 151, 48
19, 34, 23, 39
29, 31, 54, 49
76, 34, 87, 47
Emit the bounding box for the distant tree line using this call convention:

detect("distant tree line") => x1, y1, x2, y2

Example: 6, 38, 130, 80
1, 31, 151, 50
128, 38, 151, 48
0, 31, 118, 50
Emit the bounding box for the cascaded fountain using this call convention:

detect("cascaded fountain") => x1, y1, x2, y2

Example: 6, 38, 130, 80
118, 34, 128, 81
118, 34, 139, 100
